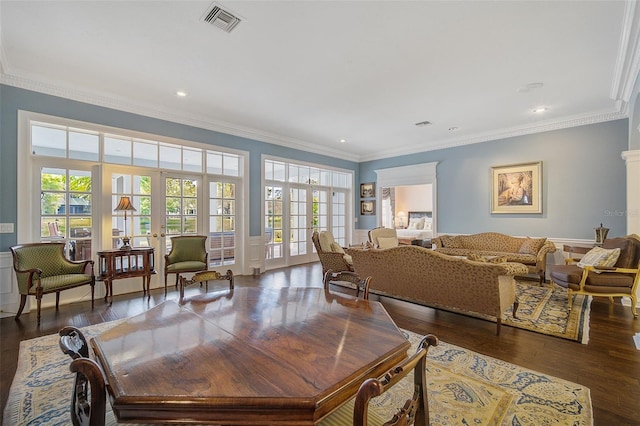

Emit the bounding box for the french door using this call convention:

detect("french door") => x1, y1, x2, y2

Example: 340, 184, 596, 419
266, 185, 329, 267
104, 167, 241, 290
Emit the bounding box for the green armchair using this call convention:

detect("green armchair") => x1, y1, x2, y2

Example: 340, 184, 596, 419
10, 242, 95, 326
164, 235, 208, 295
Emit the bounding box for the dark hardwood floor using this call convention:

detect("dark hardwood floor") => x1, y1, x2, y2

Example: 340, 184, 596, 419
2, 262, 639, 425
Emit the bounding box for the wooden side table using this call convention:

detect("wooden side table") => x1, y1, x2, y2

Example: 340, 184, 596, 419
562, 244, 593, 264
97, 248, 156, 303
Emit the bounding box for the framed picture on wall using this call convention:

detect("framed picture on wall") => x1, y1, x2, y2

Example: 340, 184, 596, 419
360, 182, 375, 198
491, 161, 542, 214
360, 200, 375, 215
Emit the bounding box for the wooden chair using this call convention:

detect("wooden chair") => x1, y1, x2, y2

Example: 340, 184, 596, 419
10, 243, 95, 326
321, 334, 438, 426
179, 269, 234, 304
59, 326, 107, 426
549, 234, 640, 317
323, 269, 371, 300
164, 235, 208, 295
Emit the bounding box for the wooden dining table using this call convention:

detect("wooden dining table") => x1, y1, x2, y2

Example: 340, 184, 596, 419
90, 286, 410, 425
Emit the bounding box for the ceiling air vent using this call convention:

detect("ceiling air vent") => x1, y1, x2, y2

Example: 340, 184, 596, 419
202, 3, 241, 33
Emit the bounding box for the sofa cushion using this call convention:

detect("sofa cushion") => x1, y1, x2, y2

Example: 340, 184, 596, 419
519, 237, 547, 255
603, 237, 637, 269
577, 247, 620, 268
467, 253, 507, 263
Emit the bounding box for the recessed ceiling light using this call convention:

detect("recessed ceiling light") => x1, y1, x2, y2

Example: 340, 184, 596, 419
448, 126, 459, 131
339, 138, 347, 143
176, 91, 188, 97
533, 107, 547, 113
415, 120, 432, 127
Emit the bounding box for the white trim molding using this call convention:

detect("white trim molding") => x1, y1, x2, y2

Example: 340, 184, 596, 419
621, 149, 640, 310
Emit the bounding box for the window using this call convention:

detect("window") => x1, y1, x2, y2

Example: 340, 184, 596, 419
40, 167, 93, 260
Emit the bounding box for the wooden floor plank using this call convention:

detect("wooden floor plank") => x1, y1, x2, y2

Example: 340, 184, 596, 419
1, 262, 639, 425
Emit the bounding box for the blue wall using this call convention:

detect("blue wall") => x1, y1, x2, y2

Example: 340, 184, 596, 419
0, 84, 631, 250
0, 85, 358, 250
359, 119, 629, 239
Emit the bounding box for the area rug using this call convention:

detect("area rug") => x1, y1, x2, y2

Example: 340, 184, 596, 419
4, 321, 593, 425
505, 281, 591, 344
425, 280, 592, 344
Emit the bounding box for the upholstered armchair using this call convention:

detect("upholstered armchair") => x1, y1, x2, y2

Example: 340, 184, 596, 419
164, 235, 208, 295
549, 234, 640, 317
10, 242, 95, 326
368, 227, 399, 248
312, 231, 354, 276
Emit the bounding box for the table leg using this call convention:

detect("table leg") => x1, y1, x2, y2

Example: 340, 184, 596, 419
103, 280, 109, 303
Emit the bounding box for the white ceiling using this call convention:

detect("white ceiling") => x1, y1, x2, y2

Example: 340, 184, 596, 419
1, 1, 638, 162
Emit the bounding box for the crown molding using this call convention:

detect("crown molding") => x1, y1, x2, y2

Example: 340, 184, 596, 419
359, 108, 628, 162
0, 72, 630, 164
0, 73, 362, 163
611, 0, 640, 103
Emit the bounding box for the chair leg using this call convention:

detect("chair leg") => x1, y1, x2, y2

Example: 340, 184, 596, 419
36, 295, 43, 326
164, 272, 168, 296
512, 299, 519, 319
175, 273, 179, 289
631, 294, 638, 318
56, 292, 60, 311
91, 282, 95, 309
14, 295, 27, 320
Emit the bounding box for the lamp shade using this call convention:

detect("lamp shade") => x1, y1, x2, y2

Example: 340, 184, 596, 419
114, 196, 137, 212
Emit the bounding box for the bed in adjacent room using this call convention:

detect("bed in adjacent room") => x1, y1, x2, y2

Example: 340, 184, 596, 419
396, 211, 433, 243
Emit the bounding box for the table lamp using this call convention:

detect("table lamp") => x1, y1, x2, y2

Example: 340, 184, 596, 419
114, 196, 137, 250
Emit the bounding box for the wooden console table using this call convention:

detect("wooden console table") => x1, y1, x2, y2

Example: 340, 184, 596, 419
97, 248, 156, 304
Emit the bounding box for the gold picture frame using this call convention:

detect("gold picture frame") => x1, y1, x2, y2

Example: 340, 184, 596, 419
491, 161, 542, 214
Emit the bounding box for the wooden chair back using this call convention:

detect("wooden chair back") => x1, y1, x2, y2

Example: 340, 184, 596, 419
354, 334, 438, 426
59, 326, 107, 426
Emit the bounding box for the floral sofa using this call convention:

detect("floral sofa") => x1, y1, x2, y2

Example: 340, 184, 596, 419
432, 232, 556, 283
345, 245, 529, 334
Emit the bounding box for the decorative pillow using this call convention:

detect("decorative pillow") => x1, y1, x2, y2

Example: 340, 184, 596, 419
577, 247, 621, 268
423, 221, 432, 231
408, 217, 425, 230
519, 237, 546, 255
330, 241, 345, 254
377, 236, 398, 249
343, 254, 353, 265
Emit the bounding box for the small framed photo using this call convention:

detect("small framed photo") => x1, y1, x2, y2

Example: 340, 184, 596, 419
360, 182, 375, 198
360, 200, 375, 215
491, 161, 542, 214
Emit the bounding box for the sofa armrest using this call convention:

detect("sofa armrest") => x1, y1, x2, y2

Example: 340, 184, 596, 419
535, 240, 557, 271
431, 237, 444, 248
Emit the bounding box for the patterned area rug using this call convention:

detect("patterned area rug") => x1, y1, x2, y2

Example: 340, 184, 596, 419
4, 321, 592, 425
505, 281, 591, 343
431, 281, 592, 344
